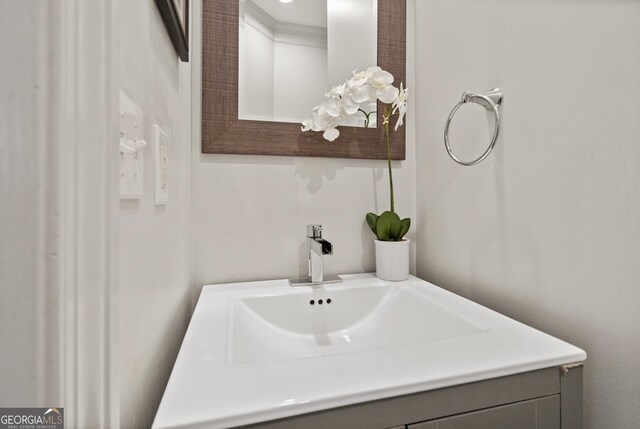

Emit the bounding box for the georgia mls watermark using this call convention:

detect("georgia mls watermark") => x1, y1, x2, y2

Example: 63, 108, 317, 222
0, 408, 63, 429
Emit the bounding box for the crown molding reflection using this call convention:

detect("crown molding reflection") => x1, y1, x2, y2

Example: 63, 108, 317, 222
241, 0, 327, 48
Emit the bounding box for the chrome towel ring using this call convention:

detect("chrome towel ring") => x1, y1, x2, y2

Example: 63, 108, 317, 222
444, 88, 503, 166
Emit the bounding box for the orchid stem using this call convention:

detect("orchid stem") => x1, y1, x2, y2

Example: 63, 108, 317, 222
384, 109, 394, 213
358, 108, 377, 128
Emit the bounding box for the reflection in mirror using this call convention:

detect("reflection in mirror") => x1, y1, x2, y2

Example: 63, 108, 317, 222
238, 0, 378, 126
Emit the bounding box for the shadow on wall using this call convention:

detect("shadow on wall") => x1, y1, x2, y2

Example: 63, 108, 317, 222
469, 120, 543, 304
198, 151, 402, 197
150, 1, 179, 91
360, 219, 376, 271
294, 162, 338, 194
195, 151, 411, 283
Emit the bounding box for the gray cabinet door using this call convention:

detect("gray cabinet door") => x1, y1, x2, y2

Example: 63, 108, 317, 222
409, 395, 559, 429
239, 368, 567, 429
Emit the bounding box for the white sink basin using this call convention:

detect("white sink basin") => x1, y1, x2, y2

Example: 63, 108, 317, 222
232, 283, 487, 365
153, 274, 586, 429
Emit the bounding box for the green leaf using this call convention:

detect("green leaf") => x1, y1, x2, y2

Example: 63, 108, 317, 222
365, 212, 378, 235
376, 211, 401, 241
376, 219, 390, 240
389, 217, 402, 240
397, 218, 411, 240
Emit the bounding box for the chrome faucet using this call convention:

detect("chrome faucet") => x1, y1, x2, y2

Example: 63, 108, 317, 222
289, 224, 343, 286
307, 224, 331, 283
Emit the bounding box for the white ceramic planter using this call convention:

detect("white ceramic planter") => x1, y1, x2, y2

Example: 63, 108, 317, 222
374, 239, 410, 281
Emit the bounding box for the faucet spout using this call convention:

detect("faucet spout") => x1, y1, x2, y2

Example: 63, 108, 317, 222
310, 238, 332, 256
289, 225, 342, 286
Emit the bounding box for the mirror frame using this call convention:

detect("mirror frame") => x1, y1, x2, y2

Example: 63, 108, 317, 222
202, 0, 406, 160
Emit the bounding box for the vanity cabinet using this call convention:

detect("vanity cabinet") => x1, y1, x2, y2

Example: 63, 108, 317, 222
240, 365, 583, 429
408, 396, 559, 429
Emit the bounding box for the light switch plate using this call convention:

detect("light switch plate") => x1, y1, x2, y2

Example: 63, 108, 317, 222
154, 125, 169, 205
119, 91, 145, 199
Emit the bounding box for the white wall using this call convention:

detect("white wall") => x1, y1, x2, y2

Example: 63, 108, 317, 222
117, 1, 193, 428
273, 42, 328, 123
414, 1, 640, 428
240, 24, 328, 123
192, 0, 416, 288
0, 1, 45, 405
239, 24, 275, 121
2, 2, 119, 426
327, 0, 377, 86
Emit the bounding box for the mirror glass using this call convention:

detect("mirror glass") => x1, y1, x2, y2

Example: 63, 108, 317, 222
238, 0, 378, 126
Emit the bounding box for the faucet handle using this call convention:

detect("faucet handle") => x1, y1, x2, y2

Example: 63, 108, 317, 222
307, 224, 323, 239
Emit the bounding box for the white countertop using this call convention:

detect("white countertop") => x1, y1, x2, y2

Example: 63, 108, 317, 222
153, 274, 586, 429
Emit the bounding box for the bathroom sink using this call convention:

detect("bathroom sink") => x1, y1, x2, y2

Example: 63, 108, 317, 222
232, 282, 487, 365
153, 274, 586, 429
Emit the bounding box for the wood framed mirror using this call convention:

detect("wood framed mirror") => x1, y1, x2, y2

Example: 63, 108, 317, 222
202, 0, 406, 160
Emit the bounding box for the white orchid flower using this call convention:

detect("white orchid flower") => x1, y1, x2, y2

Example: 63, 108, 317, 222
368, 68, 394, 88
311, 110, 332, 130
342, 96, 360, 115
301, 118, 313, 132
325, 83, 346, 98
347, 70, 367, 88
348, 68, 369, 88
301, 66, 408, 141
322, 98, 342, 117
323, 128, 340, 141
377, 84, 400, 104
392, 83, 408, 131
349, 84, 374, 103
366, 66, 382, 75
348, 66, 382, 88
